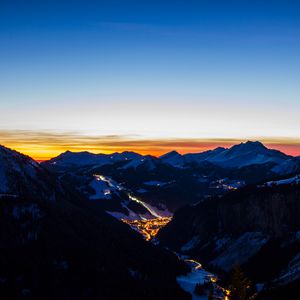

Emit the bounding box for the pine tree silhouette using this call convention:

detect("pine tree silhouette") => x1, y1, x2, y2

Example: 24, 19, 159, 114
228, 265, 256, 300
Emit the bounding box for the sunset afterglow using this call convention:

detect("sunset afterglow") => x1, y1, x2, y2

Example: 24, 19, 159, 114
1, 1, 300, 159
1, 130, 300, 160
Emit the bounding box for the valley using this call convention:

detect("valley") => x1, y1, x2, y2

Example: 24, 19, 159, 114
1, 142, 300, 299
92, 174, 228, 299
122, 217, 172, 241
2, 2, 300, 298
93, 174, 173, 240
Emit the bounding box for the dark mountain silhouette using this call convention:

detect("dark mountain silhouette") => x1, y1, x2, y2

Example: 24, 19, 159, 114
158, 181, 300, 298
0, 145, 189, 300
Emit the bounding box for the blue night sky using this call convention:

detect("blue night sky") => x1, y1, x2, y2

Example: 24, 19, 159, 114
0, 0, 300, 158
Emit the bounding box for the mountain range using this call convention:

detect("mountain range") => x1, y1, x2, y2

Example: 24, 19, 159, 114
1, 141, 300, 299
46, 141, 299, 173
42, 141, 300, 218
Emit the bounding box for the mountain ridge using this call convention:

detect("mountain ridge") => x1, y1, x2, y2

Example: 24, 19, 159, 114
44, 141, 294, 169
0, 144, 190, 300
44, 141, 296, 163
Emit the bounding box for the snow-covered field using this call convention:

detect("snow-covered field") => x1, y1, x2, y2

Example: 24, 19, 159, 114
177, 259, 223, 300
91, 174, 172, 219
89, 178, 112, 200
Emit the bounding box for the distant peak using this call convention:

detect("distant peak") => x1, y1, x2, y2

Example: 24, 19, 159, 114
241, 141, 266, 149
235, 141, 266, 149
168, 150, 180, 156
62, 150, 94, 155
245, 140, 263, 145
59, 150, 74, 157
160, 150, 181, 159
55, 150, 96, 160
121, 151, 140, 156
227, 141, 268, 156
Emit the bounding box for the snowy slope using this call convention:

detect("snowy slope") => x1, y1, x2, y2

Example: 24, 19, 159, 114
160, 151, 185, 168
272, 158, 300, 175
161, 141, 291, 170
274, 249, 300, 285
120, 155, 158, 170
0, 145, 58, 200
89, 177, 112, 200
206, 141, 288, 168
211, 232, 268, 271
262, 174, 300, 187
184, 147, 226, 165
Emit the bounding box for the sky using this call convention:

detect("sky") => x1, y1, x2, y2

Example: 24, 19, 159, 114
0, 0, 300, 159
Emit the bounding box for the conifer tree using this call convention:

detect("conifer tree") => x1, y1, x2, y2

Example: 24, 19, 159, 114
228, 265, 253, 300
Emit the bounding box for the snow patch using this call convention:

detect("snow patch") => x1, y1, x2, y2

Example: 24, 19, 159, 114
211, 232, 268, 271
177, 269, 211, 300
177, 259, 222, 300
262, 175, 300, 187
274, 252, 300, 285
89, 178, 112, 200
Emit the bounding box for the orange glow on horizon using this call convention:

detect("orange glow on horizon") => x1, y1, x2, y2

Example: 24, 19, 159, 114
4, 142, 300, 162
0, 130, 300, 161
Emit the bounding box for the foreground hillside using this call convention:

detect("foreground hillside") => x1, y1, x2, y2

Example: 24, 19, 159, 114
2, 143, 300, 299
158, 181, 300, 299
0, 145, 189, 300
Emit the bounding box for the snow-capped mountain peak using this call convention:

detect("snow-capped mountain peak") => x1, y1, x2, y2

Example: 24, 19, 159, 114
228, 141, 267, 154
203, 141, 290, 168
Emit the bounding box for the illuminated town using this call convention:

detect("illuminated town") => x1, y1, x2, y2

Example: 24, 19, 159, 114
122, 217, 172, 241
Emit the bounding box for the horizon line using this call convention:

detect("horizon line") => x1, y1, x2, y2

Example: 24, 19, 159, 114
1, 130, 300, 161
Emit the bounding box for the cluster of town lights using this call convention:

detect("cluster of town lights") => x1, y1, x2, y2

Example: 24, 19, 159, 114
121, 217, 172, 241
